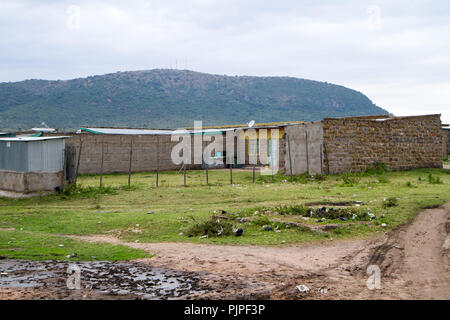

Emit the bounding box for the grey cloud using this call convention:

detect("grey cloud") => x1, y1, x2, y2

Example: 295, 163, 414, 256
0, 0, 449, 122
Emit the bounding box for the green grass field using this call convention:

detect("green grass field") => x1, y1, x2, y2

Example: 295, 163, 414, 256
0, 167, 449, 261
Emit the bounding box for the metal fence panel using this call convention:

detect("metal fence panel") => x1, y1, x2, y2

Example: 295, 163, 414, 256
0, 141, 29, 172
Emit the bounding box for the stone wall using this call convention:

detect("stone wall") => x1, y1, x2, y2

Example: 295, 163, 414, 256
442, 128, 450, 158
322, 114, 442, 174
65, 131, 285, 174
65, 133, 226, 174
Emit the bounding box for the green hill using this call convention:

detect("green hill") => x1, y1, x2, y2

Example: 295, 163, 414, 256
0, 69, 388, 131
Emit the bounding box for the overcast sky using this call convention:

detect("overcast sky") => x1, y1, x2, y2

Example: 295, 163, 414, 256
1, 0, 449, 123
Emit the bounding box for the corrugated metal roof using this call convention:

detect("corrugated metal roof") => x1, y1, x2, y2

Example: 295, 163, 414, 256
31, 128, 56, 133
81, 127, 237, 135
0, 136, 69, 142
189, 128, 236, 135
81, 128, 174, 135
184, 120, 305, 130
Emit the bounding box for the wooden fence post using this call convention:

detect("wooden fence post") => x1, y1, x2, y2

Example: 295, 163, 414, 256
305, 129, 309, 174
99, 134, 105, 188
74, 137, 83, 185
128, 138, 133, 186
287, 135, 293, 176
230, 161, 233, 185
156, 136, 159, 187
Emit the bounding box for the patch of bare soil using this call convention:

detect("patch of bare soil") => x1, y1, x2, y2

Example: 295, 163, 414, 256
73, 204, 450, 300
2, 204, 448, 299
271, 203, 450, 300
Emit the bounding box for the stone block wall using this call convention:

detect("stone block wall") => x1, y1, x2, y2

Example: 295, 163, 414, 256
65, 133, 227, 174
442, 128, 450, 158
322, 114, 443, 174
66, 134, 197, 174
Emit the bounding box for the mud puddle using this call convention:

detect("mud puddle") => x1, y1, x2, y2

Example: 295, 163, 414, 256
0, 259, 207, 299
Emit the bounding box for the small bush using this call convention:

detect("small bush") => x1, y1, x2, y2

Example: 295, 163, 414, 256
186, 219, 233, 237
286, 172, 313, 184
365, 162, 388, 175
312, 174, 327, 181
377, 176, 389, 184
119, 184, 139, 191
405, 181, 414, 188
62, 184, 117, 198
427, 174, 442, 184
382, 197, 398, 208
341, 172, 360, 186
275, 205, 307, 215
252, 217, 272, 226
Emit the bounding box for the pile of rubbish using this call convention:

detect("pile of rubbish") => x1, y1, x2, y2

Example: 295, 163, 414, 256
305, 206, 376, 222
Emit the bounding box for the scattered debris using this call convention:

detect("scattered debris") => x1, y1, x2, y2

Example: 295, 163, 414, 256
319, 287, 328, 295
296, 284, 310, 293
233, 228, 243, 236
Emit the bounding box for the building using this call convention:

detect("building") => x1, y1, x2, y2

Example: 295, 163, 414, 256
0, 136, 68, 195
0, 132, 15, 138
47, 114, 444, 177
442, 124, 450, 158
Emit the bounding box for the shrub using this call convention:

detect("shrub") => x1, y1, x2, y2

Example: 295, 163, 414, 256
427, 174, 442, 184
62, 184, 117, 198
186, 219, 233, 237
365, 162, 388, 175
275, 205, 307, 215
286, 172, 313, 184
377, 176, 389, 184
405, 181, 416, 188
312, 174, 327, 181
251, 217, 272, 227
382, 197, 398, 208
341, 172, 360, 186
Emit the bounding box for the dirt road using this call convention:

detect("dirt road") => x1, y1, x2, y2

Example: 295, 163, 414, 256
1, 204, 449, 299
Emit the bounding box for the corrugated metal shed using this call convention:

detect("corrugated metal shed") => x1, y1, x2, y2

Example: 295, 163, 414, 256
0, 132, 14, 138
0, 136, 68, 172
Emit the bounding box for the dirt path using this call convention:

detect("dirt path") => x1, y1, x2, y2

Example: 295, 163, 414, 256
70, 203, 449, 299
2, 204, 448, 299
73, 234, 366, 275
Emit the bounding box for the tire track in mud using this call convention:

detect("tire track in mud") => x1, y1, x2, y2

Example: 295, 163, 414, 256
271, 203, 450, 300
